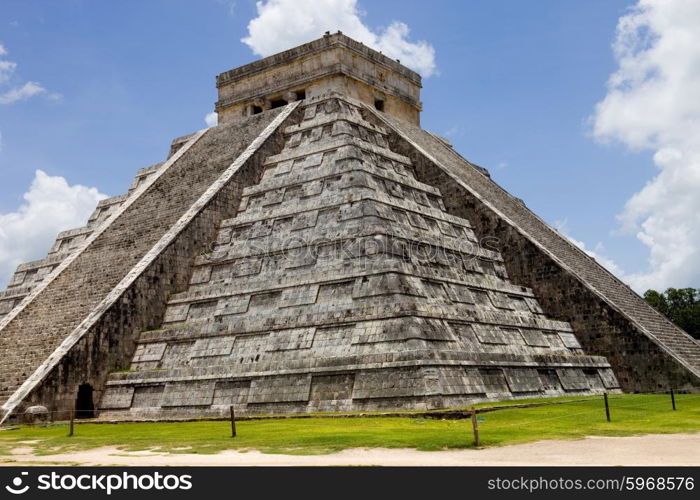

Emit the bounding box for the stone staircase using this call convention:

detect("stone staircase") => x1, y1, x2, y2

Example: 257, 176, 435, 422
0, 156, 202, 407
0, 106, 295, 419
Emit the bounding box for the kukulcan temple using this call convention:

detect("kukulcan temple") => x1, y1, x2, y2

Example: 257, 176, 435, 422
1, 33, 698, 423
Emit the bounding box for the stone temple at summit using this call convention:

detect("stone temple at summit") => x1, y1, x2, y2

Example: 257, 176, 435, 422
1, 33, 698, 422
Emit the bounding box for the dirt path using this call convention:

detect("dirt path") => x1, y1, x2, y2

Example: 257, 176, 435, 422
1, 432, 699, 466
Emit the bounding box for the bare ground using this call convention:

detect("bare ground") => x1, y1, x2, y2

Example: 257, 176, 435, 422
1, 432, 699, 466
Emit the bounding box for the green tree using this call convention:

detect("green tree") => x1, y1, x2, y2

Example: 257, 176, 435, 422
644, 288, 700, 340
643, 289, 669, 316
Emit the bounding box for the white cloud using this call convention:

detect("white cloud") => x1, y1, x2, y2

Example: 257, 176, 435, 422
0, 81, 46, 105
215, 0, 236, 16
0, 60, 17, 84
242, 0, 436, 77
204, 111, 218, 127
0, 44, 54, 105
590, 0, 700, 292
0, 170, 106, 288
443, 125, 464, 140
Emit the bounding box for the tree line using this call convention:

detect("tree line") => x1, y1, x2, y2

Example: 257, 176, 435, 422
644, 288, 700, 340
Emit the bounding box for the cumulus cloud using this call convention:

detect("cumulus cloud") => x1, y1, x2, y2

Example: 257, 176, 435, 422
242, 0, 436, 77
204, 111, 218, 127
0, 44, 53, 105
0, 170, 106, 288
0, 81, 46, 105
590, 0, 700, 292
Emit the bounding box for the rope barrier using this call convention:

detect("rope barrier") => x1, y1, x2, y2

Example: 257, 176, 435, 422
479, 407, 605, 429
606, 393, 700, 411
2, 393, 696, 422
477, 392, 699, 431
1, 392, 697, 438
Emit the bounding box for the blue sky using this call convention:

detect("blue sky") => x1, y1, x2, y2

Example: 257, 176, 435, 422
1, 0, 698, 292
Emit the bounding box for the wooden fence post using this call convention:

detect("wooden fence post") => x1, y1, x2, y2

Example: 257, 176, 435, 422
470, 408, 480, 447
68, 410, 74, 437
603, 393, 611, 422
671, 389, 677, 411
230, 405, 237, 438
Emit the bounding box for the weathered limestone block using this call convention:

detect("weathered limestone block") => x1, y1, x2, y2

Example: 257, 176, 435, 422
556, 369, 591, 391
162, 382, 216, 407
100, 387, 135, 410
249, 375, 311, 404
504, 368, 543, 393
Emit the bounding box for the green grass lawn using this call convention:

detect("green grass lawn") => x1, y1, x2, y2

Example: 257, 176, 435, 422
1, 394, 699, 457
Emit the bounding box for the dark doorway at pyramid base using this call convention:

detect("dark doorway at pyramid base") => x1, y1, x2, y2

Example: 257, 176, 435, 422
75, 384, 95, 419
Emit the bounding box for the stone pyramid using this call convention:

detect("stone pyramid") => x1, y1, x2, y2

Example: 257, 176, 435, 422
1, 33, 698, 423
99, 95, 616, 418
